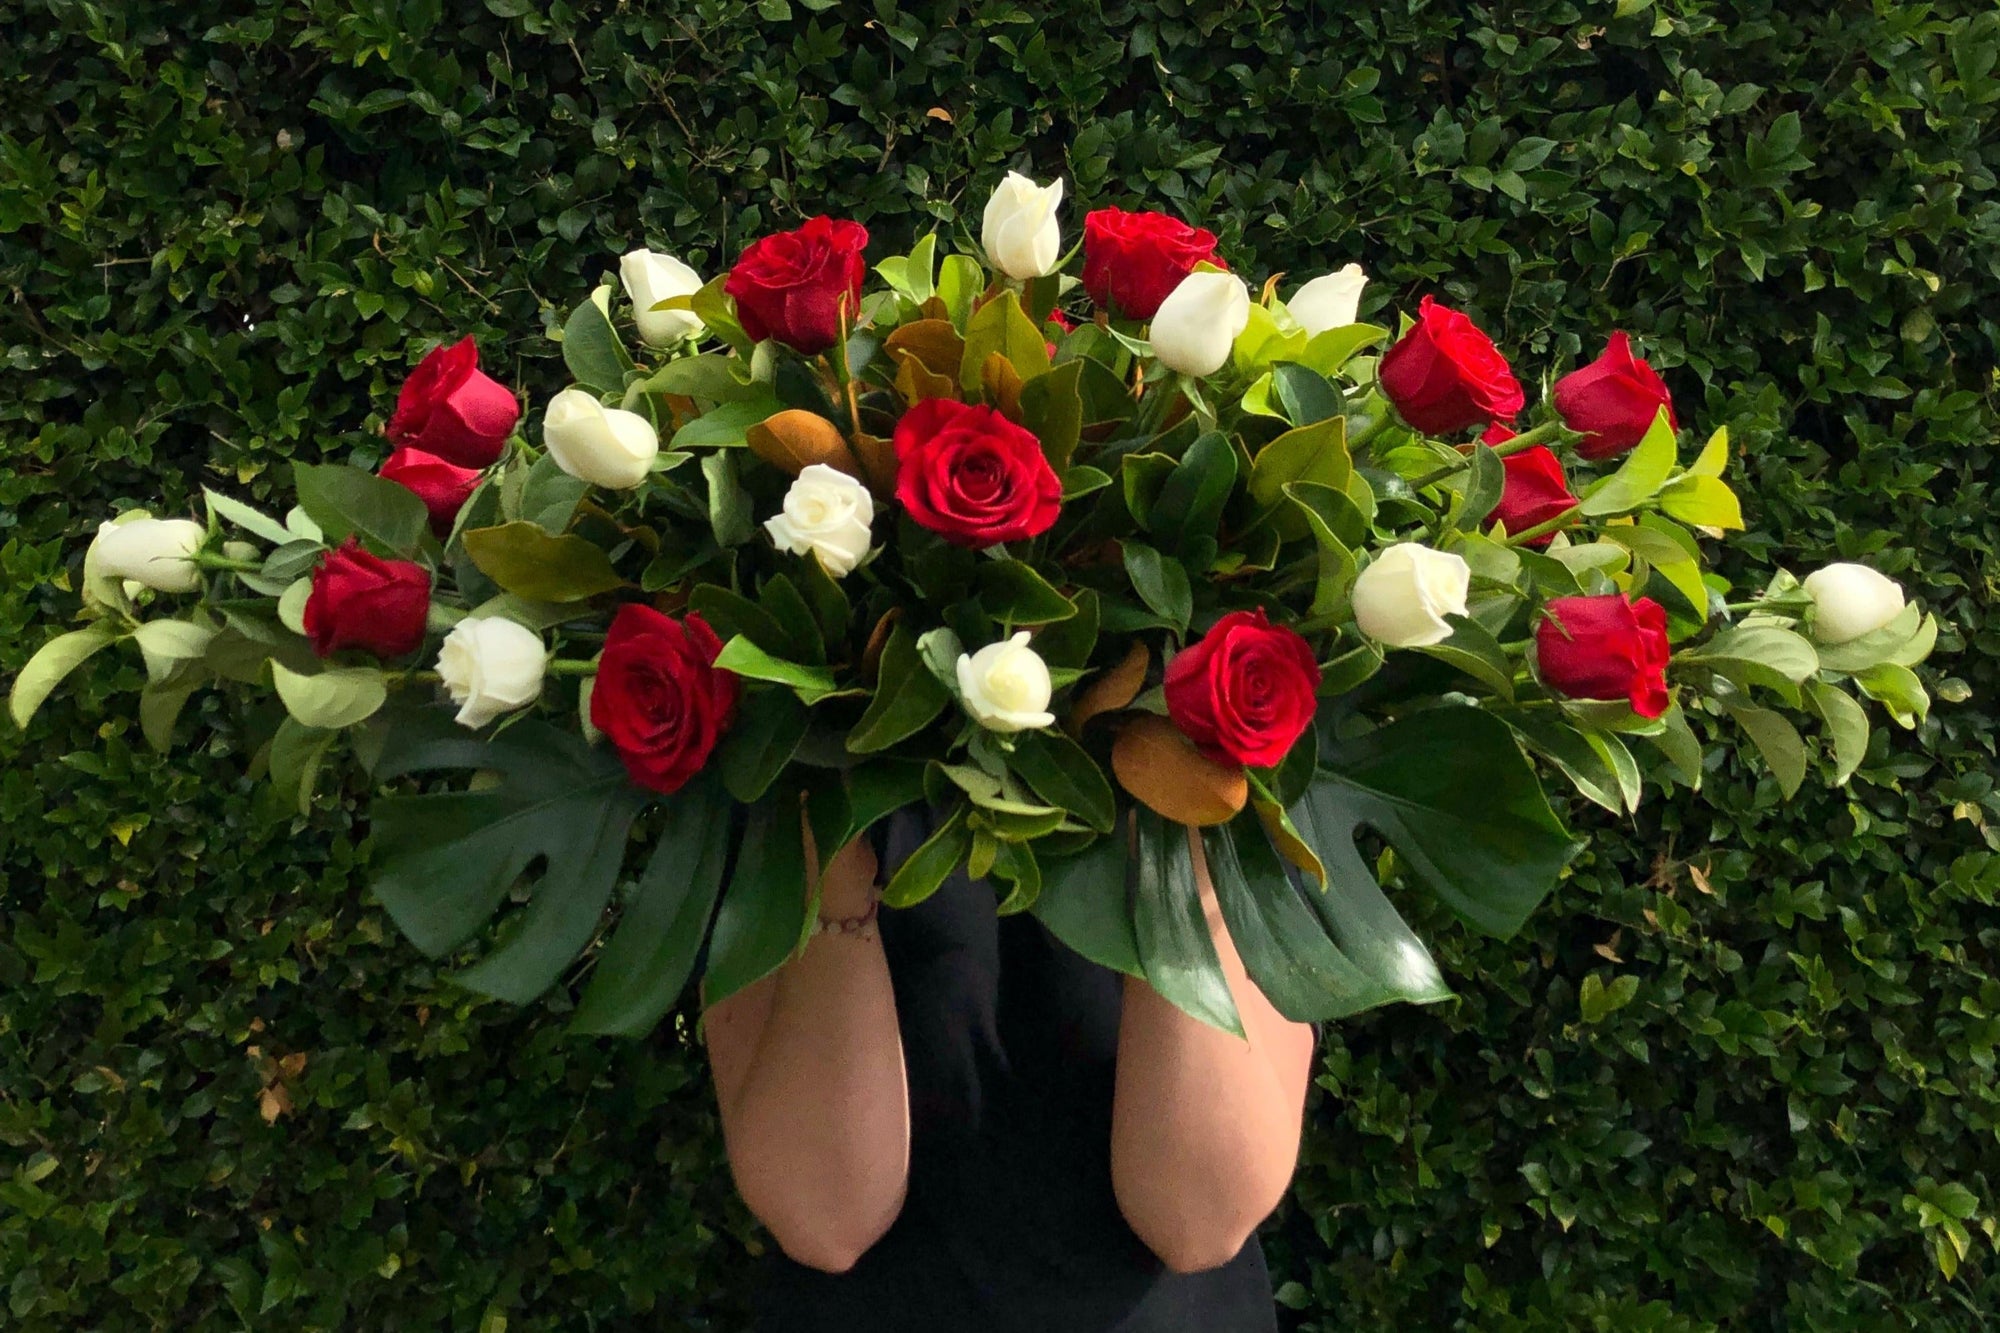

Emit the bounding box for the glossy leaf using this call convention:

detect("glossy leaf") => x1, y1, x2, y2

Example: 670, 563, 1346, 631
702, 793, 809, 1005
294, 463, 430, 555
1133, 810, 1242, 1036
1033, 835, 1142, 977
463, 523, 626, 603
847, 621, 951, 753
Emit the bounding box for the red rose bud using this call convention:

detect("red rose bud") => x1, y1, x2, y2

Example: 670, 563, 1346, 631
1378, 296, 1525, 436
379, 447, 483, 537
893, 398, 1062, 548
1080, 208, 1224, 321
302, 539, 432, 659
1535, 594, 1671, 719
1163, 609, 1322, 769
1491, 446, 1577, 547
385, 337, 520, 469
1553, 331, 1677, 460
724, 215, 869, 356
1044, 308, 1075, 359
590, 605, 739, 794
1480, 422, 1516, 446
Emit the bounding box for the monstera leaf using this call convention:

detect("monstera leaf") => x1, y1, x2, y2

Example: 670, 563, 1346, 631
367, 712, 652, 1004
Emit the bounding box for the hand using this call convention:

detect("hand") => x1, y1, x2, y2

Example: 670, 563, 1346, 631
815, 833, 881, 918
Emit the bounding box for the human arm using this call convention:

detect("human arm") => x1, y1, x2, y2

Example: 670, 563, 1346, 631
1109, 825, 1317, 1273
702, 832, 911, 1273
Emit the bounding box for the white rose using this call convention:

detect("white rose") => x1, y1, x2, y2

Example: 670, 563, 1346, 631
1803, 563, 1905, 643
1150, 270, 1252, 377
542, 389, 659, 490
956, 631, 1055, 733
88, 517, 207, 593
1287, 264, 1368, 336
764, 464, 876, 577
980, 172, 1064, 281
1352, 543, 1471, 648
435, 617, 547, 729
620, 249, 705, 347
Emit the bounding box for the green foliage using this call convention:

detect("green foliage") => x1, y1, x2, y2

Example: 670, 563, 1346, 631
2, 0, 1996, 1328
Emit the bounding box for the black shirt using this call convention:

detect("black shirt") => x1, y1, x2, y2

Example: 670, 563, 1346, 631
752, 810, 1279, 1333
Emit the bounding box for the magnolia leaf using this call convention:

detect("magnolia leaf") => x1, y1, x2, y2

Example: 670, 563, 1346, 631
1133, 810, 1242, 1035
1066, 640, 1150, 735
8, 623, 121, 729
746, 409, 861, 479
1121, 541, 1191, 631
977, 559, 1076, 626
883, 318, 965, 383
882, 804, 972, 908
1112, 714, 1246, 827
463, 523, 626, 603
718, 688, 810, 802
1020, 359, 1084, 474
270, 661, 388, 730
1579, 409, 1677, 516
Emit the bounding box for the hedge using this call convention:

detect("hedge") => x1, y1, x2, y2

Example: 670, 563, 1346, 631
3, 1, 1996, 1328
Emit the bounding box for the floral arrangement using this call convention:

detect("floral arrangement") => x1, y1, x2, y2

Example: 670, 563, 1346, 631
12, 174, 1940, 1036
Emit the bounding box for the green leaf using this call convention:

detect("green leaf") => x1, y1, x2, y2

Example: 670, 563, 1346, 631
1033, 836, 1142, 977
635, 353, 761, 403
936, 255, 984, 329
204, 488, 295, 545
1853, 661, 1930, 728
702, 793, 809, 1005
1601, 523, 1709, 620
1249, 416, 1350, 509
1805, 680, 1870, 785
977, 559, 1077, 626
1504, 711, 1631, 814
1061, 465, 1114, 501
1295, 323, 1390, 376
1724, 703, 1808, 797
563, 290, 632, 394
672, 396, 782, 450
518, 453, 591, 533
1122, 541, 1191, 631
847, 621, 952, 753
1005, 729, 1116, 833
882, 805, 971, 908
1270, 363, 1342, 426
703, 452, 754, 548
462, 523, 626, 603
130, 619, 216, 684
1414, 615, 1516, 699
1457, 442, 1506, 530
270, 662, 388, 730
1299, 707, 1578, 939
294, 463, 431, 555
368, 715, 653, 1002
571, 778, 733, 1036
1151, 431, 1238, 559
713, 636, 843, 705
267, 716, 338, 817
1679, 624, 1819, 692
1645, 703, 1705, 788
758, 573, 826, 663
718, 688, 810, 802
990, 840, 1042, 915
1133, 810, 1242, 1036
1203, 816, 1402, 1022
1688, 425, 1730, 478
138, 677, 203, 752
959, 289, 1049, 391
1580, 973, 1640, 1024
1019, 359, 1083, 474
1813, 604, 1930, 673
689, 585, 792, 657
1579, 409, 1677, 516
1657, 474, 1745, 530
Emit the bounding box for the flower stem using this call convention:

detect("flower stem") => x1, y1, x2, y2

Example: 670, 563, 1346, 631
1409, 419, 1566, 489
1504, 505, 1584, 547
194, 553, 264, 573
545, 658, 599, 676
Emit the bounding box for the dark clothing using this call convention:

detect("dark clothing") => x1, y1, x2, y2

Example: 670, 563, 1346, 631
752, 810, 1278, 1333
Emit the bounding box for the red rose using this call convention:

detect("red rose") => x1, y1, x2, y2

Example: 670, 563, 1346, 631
1480, 422, 1516, 446
893, 398, 1062, 548
379, 447, 483, 538
1378, 296, 1525, 436
724, 216, 869, 355
1554, 331, 1677, 460
590, 605, 739, 794
385, 338, 520, 469
1081, 208, 1224, 321
1535, 594, 1671, 718
1491, 446, 1577, 548
302, 539, 432, 659
1163, 609, 1322, 769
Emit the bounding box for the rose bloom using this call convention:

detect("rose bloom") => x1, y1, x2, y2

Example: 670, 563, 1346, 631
589, 605, 739, 794
1535, 594, 1671, 718
385, 337, 520, 469
1554, 331, 1677, 460
302, 539, 432, 659
1378, 296, 1525, 436
1490, 446, 1577, 547
1163, 609, 1322, 768
893, 399, 1061, 548
379, 447, 483, 537
724, 216, 869, 355
1080, 207, 1224, 321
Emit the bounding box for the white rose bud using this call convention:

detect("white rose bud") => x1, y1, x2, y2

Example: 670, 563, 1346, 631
435, 616, 548, 729
1150, 270, 1252, 377
620, 249, 705, 347
1803, 563, 1906, 643
1287, 263, 1368, 336
542, 389, 659, 490
981, 172, 1064, 280
764, 464, 876, 577
956, 631, 1056, 733
88, 517, 207, 594
1352, 543, 1472, 648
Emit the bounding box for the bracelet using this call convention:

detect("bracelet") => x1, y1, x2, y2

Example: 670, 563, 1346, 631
812, 893, 881, 942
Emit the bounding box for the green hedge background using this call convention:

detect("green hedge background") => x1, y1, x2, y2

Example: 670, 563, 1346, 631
4, 0, 1998, 1327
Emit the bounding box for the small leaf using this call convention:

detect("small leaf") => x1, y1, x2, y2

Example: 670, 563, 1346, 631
1657, 474, 1745, 530
463, 523, 627, 603
1579, 409, 1677, 516
847, 622, 951, 753
270, 662, 389, 730
204, 489, 295, 545
1580, 972, 1640, 1023
713, 636, 843, 704
294, 463, 431, 555
1006, 729, 1117, 833
1121, 541, 1191, 631
563, 289, 632, 393
9, 623, 121, 729
882, 805, 971, 908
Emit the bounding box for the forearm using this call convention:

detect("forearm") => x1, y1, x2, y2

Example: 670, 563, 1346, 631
1110, 828, 1314, 1272
705, 842, 910, 1270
